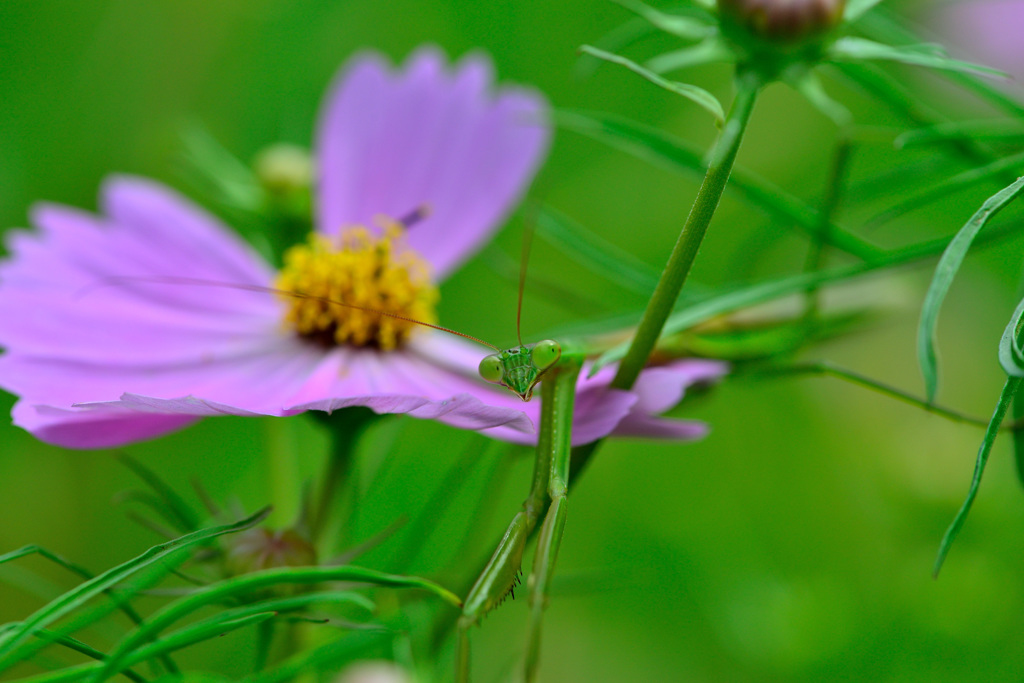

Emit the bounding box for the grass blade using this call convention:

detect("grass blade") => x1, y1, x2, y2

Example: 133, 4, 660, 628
918, 175, 1024, 402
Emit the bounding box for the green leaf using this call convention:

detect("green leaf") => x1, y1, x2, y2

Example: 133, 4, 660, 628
536, 206, 661, 295
1014, 390, 1024, 490
843, 0, 886, 21
856, 9, 1024, 118
896, 119, 1024, 148
93, 565, 458, 683
918, 175, 1024, 402
788, 70, 852, 128
247, 629, 394, 683
579, 45, 725, 122
553, 109, 885, 261
646, 38, 732, 74
829, 37, 1008, 78
934, 377, 1024, 577
612, 0, 714, 40
0, 508, 270, 669
575, 16, 660, 79
869, 150, 1024, 230
30, 631, 146, 683
591, 261, 876, 371
999, 295, 1024, 377
0, 544, 177, 674
590, 214, 1019, 373
117, 453, 201, 532
178, 123, 262, 211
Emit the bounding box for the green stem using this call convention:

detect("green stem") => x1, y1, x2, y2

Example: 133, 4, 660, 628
611, 71, 760, 392
264, 418, 301, 526
803, 137, 852, 320
309, 407, 378, 546
755, 361, 1008, 429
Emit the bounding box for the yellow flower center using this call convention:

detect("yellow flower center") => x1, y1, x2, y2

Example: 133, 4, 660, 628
273, 220, 438, 351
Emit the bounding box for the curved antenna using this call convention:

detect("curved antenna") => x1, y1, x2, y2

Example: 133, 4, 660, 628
84, 275, 502, 352
516, 201, 541, 348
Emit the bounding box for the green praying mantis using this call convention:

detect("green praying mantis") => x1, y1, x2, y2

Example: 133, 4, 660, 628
103, 210, 596, 681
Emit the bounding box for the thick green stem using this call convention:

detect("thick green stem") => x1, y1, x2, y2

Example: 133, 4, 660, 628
611, 72, 760, 392
309, 407, 378, 546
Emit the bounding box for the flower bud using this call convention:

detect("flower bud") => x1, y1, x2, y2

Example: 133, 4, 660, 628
718, 0, 845, 43
224, 527, 317, 576
254, 144, 313, 197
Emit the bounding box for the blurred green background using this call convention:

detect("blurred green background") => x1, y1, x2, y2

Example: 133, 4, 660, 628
4, 0, 1024, 681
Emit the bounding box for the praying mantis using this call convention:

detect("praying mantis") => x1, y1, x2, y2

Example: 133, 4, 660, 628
102, 212, 597, 681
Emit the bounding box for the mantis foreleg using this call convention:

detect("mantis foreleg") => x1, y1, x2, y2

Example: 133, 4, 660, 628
455, 352, 583, 683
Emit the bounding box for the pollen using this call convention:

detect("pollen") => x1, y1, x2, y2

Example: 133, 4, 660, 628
273, 220, 438, 351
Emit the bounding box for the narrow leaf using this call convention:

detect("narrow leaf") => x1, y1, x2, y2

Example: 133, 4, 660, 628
789, 70, 852, 127
829, 37, 1008, 78
117, 454, 201, 532
590, 215, 1023, 373
869, 150, 1024, 231
0, 508, 269, 667
896, 119, 1024, 148
998, 295, 1024, 377
1014, 387, 1024, 490
646, 38, 732, 74
554, 109, 884, 261
934, 376, 1023, 577
612, 0, 714, 40
537, 206, 661, 294
843, 0, 885, 21
0, 544, 176, 673
579, 45, 725, 122
94, 565, 458, 683
918, 175, 1024, 402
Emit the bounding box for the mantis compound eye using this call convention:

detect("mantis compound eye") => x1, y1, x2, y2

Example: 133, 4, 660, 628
479, 354, 504, 383
530, 340, 561, 371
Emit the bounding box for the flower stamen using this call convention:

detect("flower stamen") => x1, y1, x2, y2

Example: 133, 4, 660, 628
274, 220, 438, 350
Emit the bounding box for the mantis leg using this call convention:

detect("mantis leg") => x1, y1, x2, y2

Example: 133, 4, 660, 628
524, 355, 581, 682
455, 353, 583, 683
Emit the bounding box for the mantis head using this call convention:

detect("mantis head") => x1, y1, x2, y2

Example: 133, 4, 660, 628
478, 339, 561, 402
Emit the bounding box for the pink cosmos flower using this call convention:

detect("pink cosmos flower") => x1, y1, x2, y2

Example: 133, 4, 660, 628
0, 47, 725, 450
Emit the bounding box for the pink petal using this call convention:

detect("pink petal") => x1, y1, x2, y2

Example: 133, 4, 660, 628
612, 415, 711, 440
286, 337, 536, 434
0, 179, 316, 445
630, 360, 729, 414
12, 401, 199, 450
315, 47, 550, 278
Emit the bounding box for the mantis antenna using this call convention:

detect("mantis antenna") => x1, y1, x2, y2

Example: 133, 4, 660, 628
516, 200, 541, 348
87, 275, 502, 352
